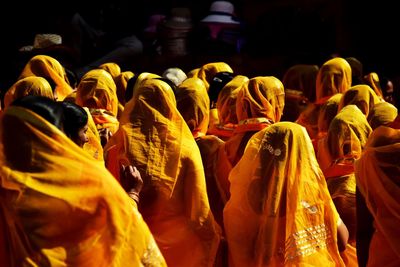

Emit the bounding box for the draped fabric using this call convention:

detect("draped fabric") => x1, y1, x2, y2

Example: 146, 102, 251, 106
16, 55, 74, 101
355, 126, 400, 266
297, 57, 352, 139
0, 106, 166, 267
208, 75, 248, 140
368, 101, 398, 130
192, 62, 233, 90
317, 105, 372, 175
215, 76, 285, 201
224, 122, 344, 267
98, 62, 121, 80
82, 107, 104, 161
114, 71, 134, 106
105, 78, 221, 267
176, 77, 210, 138
363, 72, 383, 98
4, 76, 54, 108
76, 69, 120, 135
338, 84, 381, 118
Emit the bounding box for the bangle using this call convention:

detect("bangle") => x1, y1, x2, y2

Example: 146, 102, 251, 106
128, 191, 140, 203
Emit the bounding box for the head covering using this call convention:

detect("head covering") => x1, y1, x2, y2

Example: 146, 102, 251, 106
224, 121, 344, 266
316, 57, 352, 104
355, 126, 400, 266
107, 78, 221, 266
338, 84, 381, 118
114, 71, 134, 105
17, 54, 74, 101
176, 77, 209, 138
236, 76, 285, 123
363, 72, 384, 98
98, 62, 122, 80
368, 101, 398, 130
282, 64, 319, 103
201, 1, 240, 24
0, 105, 166, 266
194, 62, 234, 90
4, 76, 54, 108
317, 93, 343, 136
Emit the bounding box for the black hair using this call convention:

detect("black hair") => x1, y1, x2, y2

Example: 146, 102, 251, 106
11, 95, 64, 130
61, 101, 88, 140
208, 71, 234, 106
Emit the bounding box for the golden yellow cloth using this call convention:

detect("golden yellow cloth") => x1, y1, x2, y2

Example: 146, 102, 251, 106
192, 62, 233, 90
363, 72, 383, 98
215, 76, 285, 201
208, 75, 248, 140
338, 84, 381, 117
4, 76, 54, 108
17, 55, 74, 101
176, 77, 210, 138
317, 105, 372, 174
105, 78, 221, 267
76, 69, 119, 117
98, 62, 121, 80
316, 57, 352, 104
368, 101, 398, 130
355, 126, 400, 266
0, 106, 166, 267
224, 122, 344, 266
83, 107, 104, 161
296, 57, 351, 139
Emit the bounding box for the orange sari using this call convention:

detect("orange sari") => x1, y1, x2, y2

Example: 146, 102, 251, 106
224, 122, 345, 266
0, 106, 166, 267
106, 78, 221, 267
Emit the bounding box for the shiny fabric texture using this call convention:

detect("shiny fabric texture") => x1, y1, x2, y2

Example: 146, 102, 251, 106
106, 78, 221, 267
317, 105, 372, 174
17, 55, 74, 101
4, 76, 54, 108
368, 101, 398, 130
76, 69, 119, 117
355, 126, 400, 266
0, 106, 166, 267
176, 77, 210, 138
224, 122, 344, 266
338, 84, 381, 118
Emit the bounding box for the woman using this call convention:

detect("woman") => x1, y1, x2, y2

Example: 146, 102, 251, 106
355, 125, 400, 266
105, 78, 221, 267
0, 95, 166, 266
224, 121, 347, 266
215, 76, 285, 201
61, 101, 90, 148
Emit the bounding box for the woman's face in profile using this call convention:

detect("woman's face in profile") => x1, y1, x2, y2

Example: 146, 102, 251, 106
73, 124, 89, 148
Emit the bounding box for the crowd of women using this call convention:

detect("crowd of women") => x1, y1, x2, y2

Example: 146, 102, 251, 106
0, 53, 399, 267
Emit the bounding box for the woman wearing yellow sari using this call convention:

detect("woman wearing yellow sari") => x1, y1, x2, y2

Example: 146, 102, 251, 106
368, 101, 398, 130
224, 121, 347, 266
75, 69, 120, 147
296, 57, 352, 139
215, 76, 285, 201
0, 97, 166, 266
355, 125, 400, 266
105, 78, 221, 266
3, 76, 54, 108
318, 105, 372, 266
15, 54, 74, 100
207, 75, 249, 140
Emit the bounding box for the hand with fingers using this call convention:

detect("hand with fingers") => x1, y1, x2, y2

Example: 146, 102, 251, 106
120, 164, 143, 203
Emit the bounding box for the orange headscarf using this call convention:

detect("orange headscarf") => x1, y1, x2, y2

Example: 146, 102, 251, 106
17, 54, 74, 101
4, 76, 54, 108
106, 78, 221, 267
224, 122, 344, 266
282, 64, 319, 103
193, 62, 234, 90
176, 77, 210, 138
0, 106, 166, 267
368, 101, 398, 129
338, 84, 381, 118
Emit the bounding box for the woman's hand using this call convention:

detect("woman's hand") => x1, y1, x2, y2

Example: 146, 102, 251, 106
120, 164, 143, 203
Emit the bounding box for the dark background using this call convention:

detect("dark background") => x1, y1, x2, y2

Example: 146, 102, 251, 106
1, 0, 399, 91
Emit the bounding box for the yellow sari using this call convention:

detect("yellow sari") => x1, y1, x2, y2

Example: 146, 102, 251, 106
368, 101, 398, 130
0, 106, 166, 267
106, 78, 221, 267
224, 121, 345, 266
355, 126, 400, 266
338, 84, 381, 118
192, 62, 234, 90
4, 76, 54, 108
17, 54, 74, 101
